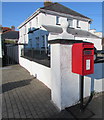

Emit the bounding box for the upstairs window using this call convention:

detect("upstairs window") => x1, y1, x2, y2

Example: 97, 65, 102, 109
24, 26, 26, 34
29, 22, 32, 29
36, 17, 38, 28
67, 18, 73, 27
77, 20, 80, 28
56, 16, 60, 25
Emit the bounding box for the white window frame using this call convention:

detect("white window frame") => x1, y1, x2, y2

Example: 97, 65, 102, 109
42, 35, 45, 47
56, 16, 60, 25
67, 18, 73, 27
24, 25, 26, 34
36, 17, 38, 28
29, 39, 32, 48
36, 37, 39, 49
77, 20, 80, 28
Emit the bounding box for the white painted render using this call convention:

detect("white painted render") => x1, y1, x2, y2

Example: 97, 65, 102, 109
19, 55, 51, 89
18, 12, 90, 48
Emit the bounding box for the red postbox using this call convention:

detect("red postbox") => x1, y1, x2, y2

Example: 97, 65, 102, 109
72, 43, 94, 76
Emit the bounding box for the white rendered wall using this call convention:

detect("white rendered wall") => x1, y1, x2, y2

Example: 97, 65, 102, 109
19, 57, 51, 89
18, 12, 90, 44
79, 20, 89, 31
18, 44, 51, 89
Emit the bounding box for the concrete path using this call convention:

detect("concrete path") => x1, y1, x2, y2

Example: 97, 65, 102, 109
2, 65, 74, 119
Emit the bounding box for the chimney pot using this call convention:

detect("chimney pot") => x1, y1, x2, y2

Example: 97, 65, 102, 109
44, 0, 53, 7
11, 26, 15, 31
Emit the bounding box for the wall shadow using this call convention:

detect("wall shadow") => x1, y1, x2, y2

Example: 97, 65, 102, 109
1, 78, 33, 94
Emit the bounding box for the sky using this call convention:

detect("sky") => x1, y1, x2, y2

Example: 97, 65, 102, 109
2, 2, 102, 32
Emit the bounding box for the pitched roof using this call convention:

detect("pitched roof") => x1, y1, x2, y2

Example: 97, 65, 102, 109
42, 25, 100, 39
2, 27, 12, 33
18, 2, 91, 29
41, 2, 91, 20
2, 31, 19, 40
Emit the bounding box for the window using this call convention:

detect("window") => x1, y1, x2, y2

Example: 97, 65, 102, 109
67, 18, 73, 27
36, 17, 38, 28
24, 26, 26, 34
56, 16, 60, 25
36, 37, 39, 49
42, 36, 45, 47
77, 20, 80, 28
29, 39, 32, 48
29, 22, 31, 28
46, 35, 48, 47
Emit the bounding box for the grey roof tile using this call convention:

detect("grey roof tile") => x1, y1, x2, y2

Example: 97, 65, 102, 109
2, 31, 19, 40
41, 3, 91, 20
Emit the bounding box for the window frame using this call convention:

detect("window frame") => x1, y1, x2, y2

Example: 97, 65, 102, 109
42, 35, 45, 47
77, 20, 81, 28
67, 18, 73, 28
56, 16, 60, 25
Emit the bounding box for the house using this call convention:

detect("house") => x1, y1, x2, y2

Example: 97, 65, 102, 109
18, 2, 102, 59
1, 25, 19, 66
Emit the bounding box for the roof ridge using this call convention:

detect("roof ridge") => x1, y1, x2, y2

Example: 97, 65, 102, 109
3, 30, 19, 34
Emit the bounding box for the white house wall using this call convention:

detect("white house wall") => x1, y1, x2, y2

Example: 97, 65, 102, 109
19, 12, 90, 45
79, 20, 89, 31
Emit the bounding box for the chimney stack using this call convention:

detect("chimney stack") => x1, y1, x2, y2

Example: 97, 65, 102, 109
11, 25, 15, 31
44, 0, 53, 7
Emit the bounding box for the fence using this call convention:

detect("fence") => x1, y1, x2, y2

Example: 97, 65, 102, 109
3, 44, 19, 66
21, 48, 50, 67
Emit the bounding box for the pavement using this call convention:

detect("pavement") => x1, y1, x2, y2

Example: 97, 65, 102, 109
1, 65, 104, 119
